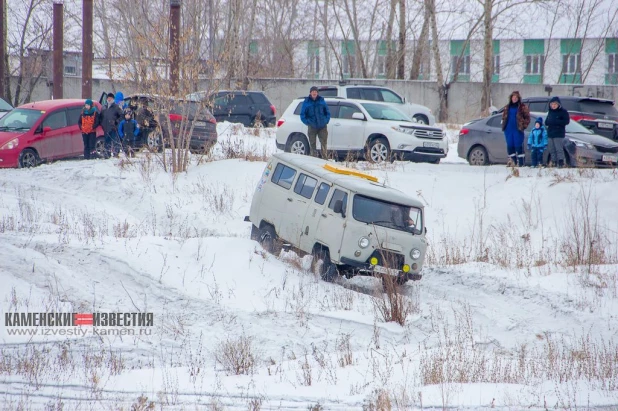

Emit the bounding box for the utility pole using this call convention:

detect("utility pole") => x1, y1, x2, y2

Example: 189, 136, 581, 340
82, 0, 93, 98
169, 0, 181, 96
53, 1, 64, 99
0, 0, 6, 100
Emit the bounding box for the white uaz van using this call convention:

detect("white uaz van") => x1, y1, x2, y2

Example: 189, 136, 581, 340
245, 152, 428, 284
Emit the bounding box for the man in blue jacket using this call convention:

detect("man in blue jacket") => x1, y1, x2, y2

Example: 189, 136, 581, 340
300, 86, 331, 158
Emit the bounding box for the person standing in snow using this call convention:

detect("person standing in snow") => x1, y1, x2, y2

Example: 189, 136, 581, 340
100, 92, 123, 157
545, 96, 570, 168
300, 86, 331, 159
501, 90, 531, 167
118, 108, 140, 157
527, 117, 548, 168
78, 99, 100, 160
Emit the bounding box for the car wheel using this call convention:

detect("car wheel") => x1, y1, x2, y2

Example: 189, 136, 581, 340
413, 115, 429, 125
367, 137, 391, 163
468, 146, 488, 166
258, 224, 280, 255
312, 247, 338, 282
287, 134, 310, 155
147, 129, 163, 153
18, 149, 39, 168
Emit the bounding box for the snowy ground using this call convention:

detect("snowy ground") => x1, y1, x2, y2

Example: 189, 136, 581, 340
1, 122, 617, 410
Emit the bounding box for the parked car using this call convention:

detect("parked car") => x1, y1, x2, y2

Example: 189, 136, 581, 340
99, 93, 218, 154
315, 84, 436, 125
276, 98, 447, 163
245, 152, 427, 284
494, 96, 618, 141
0, 97, 13, 119
185, 90, 276, 127
458, 111, 618, 167
0, 99, 105, 168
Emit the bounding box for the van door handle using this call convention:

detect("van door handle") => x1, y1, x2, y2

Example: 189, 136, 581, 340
287, 198, 293, 202
321, 213, 327, 218
305, 226, 309, 235
334, 123, 341, 126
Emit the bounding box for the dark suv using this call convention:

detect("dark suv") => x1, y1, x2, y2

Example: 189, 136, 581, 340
497, 96, 618, 141
186, 90, 276, 127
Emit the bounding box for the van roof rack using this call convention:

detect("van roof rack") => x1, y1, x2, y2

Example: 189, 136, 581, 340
323, 163, 378, 183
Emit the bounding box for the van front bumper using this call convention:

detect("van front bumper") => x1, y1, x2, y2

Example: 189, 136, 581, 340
340, 256, 422, 281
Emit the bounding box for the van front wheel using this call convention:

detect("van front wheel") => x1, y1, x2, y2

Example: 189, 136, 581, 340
312, 248, 338, 282
258, 225, 280, 255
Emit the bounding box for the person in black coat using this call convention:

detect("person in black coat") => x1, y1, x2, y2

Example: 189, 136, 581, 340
545, 96, 570, 168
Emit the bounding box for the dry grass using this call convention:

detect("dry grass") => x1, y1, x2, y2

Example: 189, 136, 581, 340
372, 276, 417, 326
213, 333, 259, 376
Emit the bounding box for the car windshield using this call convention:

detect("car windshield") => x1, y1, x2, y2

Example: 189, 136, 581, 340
361, 103, 412, 122
0, 108, 43, 131
579, 101, 618, 117
352, 194, 422, 234
0, 98, 12, 111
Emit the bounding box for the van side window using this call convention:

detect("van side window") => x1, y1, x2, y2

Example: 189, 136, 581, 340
271, 163, 297, 189
314, 183, 330, 205
294, 173, 318, 199
328, 189, 348, 213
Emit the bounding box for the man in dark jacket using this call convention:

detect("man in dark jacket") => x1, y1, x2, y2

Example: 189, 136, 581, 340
501, 90, 531, 167
300, 86, 331, 158
100, 92, 123, 157
545, 96, 570, 168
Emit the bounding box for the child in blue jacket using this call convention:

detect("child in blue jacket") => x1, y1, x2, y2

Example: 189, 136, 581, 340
118, 109, 140, 156
527, 117, 548, 167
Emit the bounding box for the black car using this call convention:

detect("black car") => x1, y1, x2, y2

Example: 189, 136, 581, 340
99, 92, 218, 154
458, 111, 618, 168
495, 96, 618, 141
0, 97, 13, 119
186, 90, 276, 127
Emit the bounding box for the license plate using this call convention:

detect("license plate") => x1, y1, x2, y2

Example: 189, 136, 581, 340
423, 142, 440, 148
373, 265, 400, 276
598, 122, 614, 129
193, 121, 207, 127
602, 155, 618, 162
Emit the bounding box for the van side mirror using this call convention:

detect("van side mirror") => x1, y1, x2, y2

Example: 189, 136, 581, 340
351, 112, 365, 121
333, 199, 345, 217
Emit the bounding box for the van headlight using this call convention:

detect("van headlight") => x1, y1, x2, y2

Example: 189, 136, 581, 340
358, 237, 369, 248
410, 248, 421, 260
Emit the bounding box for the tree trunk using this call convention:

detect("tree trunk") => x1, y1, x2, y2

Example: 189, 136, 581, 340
384, 0, 396, 79
427, 0, 448, 122
343, 0, 369, 78
397, 0, 405, 79
410, 2, 430, 80
480, 0, 493, 116
242, 0, 258, 89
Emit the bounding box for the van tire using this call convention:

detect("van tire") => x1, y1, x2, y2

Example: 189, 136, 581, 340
312, 247, 338, 282
258, 224, 280, 255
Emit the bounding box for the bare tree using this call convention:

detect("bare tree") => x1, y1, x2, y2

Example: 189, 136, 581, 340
396, 0, 405, 79
410, 2, 430, 80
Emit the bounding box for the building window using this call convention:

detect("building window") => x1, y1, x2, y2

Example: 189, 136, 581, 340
64, 65, 76, 76
377, 55, 386, 76
562, 54, 580, 74
525, 55, 544, 74
310, 54, 320, 75
493, 55, 500, 75
343, 54, 356, 75
451, 55, 470, 75
609, 54, 617, 74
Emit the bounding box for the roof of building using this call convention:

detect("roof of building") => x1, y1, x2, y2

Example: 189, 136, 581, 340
272, 152, 424, 208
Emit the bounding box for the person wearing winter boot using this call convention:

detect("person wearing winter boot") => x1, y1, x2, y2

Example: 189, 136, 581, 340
118, 109, 140, 157
501, 90, 531, 167
527, 117, 548, 168
78, 99, 100, 160
545, 96, 570, 168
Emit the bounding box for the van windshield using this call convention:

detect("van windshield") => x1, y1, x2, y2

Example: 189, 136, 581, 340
352, 194, 422, 234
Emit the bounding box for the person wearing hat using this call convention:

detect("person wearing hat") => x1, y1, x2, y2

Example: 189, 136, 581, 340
118, 108, 140, 157
300, 86, 331, 158
100, 92, 124, 157
527, 117, 548, 167
545, 96, 570, 168
501, 90, 531, 167
78, 99, 100, 160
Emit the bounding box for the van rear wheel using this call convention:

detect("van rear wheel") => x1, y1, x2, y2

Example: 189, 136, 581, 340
312, 248, 338, 282
258, 225, 280, 255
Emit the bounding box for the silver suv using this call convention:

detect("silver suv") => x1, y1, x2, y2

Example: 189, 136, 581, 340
316, 85, 435, 125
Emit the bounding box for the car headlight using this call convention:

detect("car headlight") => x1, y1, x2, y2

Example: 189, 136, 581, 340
410, 248, 421, 260
571, 138, 594, 150
358, 236, 369, 248
392, 126, 415, 135
0, 137, 18, 150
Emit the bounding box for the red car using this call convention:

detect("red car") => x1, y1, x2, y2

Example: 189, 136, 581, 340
0, 99, 104, 168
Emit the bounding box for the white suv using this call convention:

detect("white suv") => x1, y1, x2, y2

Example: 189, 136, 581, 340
275, 98, 447, 163
316, 85, 435, 125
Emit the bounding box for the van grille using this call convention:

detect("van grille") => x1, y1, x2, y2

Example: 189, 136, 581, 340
366, 249, 405, 269
413, 129, 443, 140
